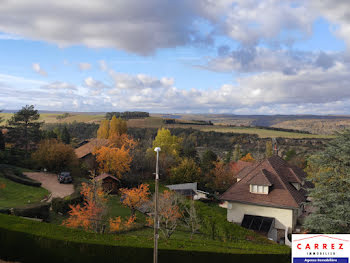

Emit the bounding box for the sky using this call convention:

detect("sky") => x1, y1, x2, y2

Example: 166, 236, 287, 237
1, 0, 350, 114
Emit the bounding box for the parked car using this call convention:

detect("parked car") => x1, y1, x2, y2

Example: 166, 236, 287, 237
57, 172, 73, 184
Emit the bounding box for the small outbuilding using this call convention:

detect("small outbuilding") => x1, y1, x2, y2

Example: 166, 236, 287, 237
93, 173, 120, 194
166, 182, 209, 200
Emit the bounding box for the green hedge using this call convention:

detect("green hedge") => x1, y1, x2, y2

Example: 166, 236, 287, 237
0, 214, 290, 263
52, 193, 83, 214
0, 165, 42, 187
13, 202, 50, 221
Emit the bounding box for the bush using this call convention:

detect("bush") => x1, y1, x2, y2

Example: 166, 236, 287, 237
0, 208, 10, 215
3, 171, 41, 187
52, 193, 83, 214
13, 202, 50, 221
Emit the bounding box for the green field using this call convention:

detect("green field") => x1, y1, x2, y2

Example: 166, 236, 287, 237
0, 176, 49, 208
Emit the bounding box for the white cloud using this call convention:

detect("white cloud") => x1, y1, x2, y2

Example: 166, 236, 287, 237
78, 62, 92, 71
42, 81, 77, 90
98, 60, 108, 71
32, 63, 47, 76
0, 0, 317, 54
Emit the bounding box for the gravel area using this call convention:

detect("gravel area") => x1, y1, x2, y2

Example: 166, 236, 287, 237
24, 172, 74, 201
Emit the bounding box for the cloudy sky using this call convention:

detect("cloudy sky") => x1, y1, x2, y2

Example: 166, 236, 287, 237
1, 0, 350, 114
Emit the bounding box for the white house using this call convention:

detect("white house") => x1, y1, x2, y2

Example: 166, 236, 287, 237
220, 155, 312, 244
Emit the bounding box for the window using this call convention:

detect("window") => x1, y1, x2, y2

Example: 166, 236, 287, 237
250, 184, 269, 194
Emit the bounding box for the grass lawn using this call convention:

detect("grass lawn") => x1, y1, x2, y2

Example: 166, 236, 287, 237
0, 213, 290, 255
0, 176, 49, 208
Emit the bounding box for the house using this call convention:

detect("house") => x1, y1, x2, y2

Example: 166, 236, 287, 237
166, 182, 209, 200
74, 138, 109, 170
93, 173, 120, 194
220, 155, 312, 244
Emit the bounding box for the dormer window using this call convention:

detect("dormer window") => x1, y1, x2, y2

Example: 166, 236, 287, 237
250, 184, 269, 194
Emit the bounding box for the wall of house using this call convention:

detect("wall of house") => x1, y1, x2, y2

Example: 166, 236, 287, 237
227, 202, 295, 230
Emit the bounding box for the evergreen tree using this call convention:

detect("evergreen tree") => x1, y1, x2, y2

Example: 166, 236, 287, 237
60, 126, 71, 144
265, 141, 273, 158
232, 144, 241, 162
200, 150, 218, 174
304, 130, 350, 233
224, 150, 232, 164
7, 105, 42, 158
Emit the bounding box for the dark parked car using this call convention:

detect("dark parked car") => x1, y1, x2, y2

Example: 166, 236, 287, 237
57, 172, 73, 184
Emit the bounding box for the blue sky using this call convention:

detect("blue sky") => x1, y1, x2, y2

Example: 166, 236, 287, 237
1, 0, 350, 114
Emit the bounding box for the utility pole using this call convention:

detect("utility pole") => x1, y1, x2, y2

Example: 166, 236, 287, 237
153, 147, 161, 263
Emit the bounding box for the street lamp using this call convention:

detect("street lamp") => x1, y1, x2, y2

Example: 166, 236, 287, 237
153, 147, 161, 263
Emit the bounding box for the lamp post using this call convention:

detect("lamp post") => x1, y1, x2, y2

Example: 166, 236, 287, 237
153, 147, 161, 263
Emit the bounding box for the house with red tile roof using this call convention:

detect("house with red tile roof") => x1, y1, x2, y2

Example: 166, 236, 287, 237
220, 155, 312, 244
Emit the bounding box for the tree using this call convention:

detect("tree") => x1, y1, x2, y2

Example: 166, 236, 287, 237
109, 215, 136, 232
208, 161, 235, 193
200, 150, 217, 174
265, 141, 273, 158
181, 199, 200, 240
62, 179, 108, 232
109, 116, 127, 137
7, 105, 42, 158
149, 128, 182, 158
232, 144, 242, 162
32, 139, 79, 172
147, 190, 182, 239
240, 153, 255, 162
97, 120, 110, 139
94, 145, 132, 178
60, 126, 71, 144
169, 158, 201, 184
304, 130, 350, 233
119, 184, 150, 216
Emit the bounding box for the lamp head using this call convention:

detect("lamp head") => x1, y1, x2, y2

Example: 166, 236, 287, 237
154, 147, 161, 152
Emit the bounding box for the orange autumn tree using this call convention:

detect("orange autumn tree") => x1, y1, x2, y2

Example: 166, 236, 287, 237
119, 184, 150, 216
62, 179, 108, 232
94, 145, 132, 178
109, 215, 136, 233
240, 153, 255, 162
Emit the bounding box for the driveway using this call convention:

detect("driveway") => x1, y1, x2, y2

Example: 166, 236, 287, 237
24, 172, 74, 201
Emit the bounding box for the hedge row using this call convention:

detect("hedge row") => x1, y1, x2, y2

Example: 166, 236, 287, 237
13, 202, 50, 221
3, 172, 42, 187
0, 214, 290, 263
52, 193, 83, 214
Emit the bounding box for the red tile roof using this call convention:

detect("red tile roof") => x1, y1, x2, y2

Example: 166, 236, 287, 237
74, 138, 109, 159
221, 155, 310, 209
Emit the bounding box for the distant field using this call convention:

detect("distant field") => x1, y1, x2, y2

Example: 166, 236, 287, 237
197, 126, 334, 139
0, 112, 334, 138
0, 113, 105, 124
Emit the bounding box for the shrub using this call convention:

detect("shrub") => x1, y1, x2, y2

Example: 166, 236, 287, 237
3, 171, 41, 187
51, 193, 83, 214
13, 202, 50, 221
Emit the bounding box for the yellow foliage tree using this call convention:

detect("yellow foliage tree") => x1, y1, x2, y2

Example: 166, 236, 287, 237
109, 116, 127, 138
93, 145, 132, 178
149, 128, 182, 158
97, 120, 110, 139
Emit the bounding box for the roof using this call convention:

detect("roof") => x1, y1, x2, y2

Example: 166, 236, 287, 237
166, 182, 197, 191
74, 138, 109, 159
231, 160, 254, 175
220, 155, 311, 209
93, 173, 120, 182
